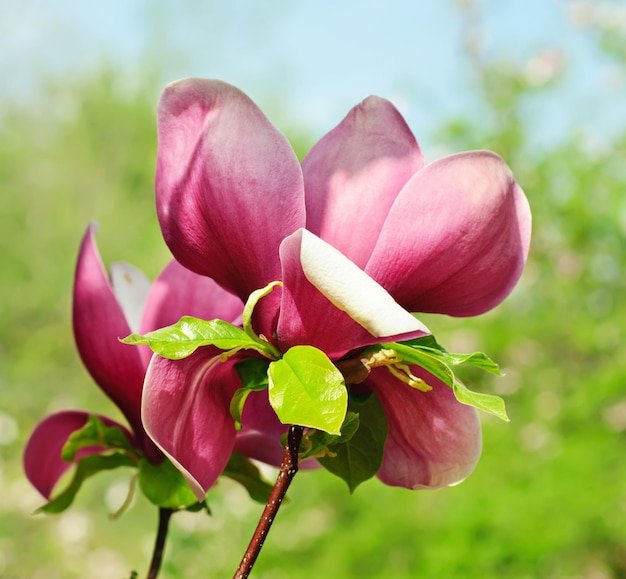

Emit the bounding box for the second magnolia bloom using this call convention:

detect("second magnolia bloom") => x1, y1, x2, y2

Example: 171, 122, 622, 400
143, 78, 531, 495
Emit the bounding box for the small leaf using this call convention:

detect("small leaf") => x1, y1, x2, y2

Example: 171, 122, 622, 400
242, 282, 282, 344
381, 341, 508, 421
231, 358, 271, 428
138, 458, 199, 509
440, 351, 502, 376
122, 316, 277, 360
268, 345, 347, 435
222, 452, 275, 504
62, 415, 137, 462
301, 412, 360, 460
318, 393, 388, 492
453, 379, 509, 421
37, 454, 137, 514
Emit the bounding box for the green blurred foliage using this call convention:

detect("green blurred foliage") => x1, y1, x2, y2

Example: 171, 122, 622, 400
2, 15, 626, 579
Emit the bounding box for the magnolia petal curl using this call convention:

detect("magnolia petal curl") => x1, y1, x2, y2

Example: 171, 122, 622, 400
142, 350, 239, 499
299, 229, 429, 337
367, 151, 532, 316
366, 367, 482, 489
23, 411, 133, 500
277, 230, 427, 359
303, 95, 423, 269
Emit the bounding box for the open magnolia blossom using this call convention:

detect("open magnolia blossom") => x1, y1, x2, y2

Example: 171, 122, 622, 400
23, 224, 252, 501
142, 78, 531, 497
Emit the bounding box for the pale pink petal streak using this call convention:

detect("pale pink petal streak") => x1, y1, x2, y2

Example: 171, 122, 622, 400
73, 225, 151, 449
303, 96, 423, 268
366, 151, 532, 316
366, 367, 482, 489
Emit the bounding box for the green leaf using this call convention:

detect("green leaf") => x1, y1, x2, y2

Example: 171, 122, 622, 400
242, 282, 282, 344
121, 316, 278, 360
138, 458, 199, 509
231, 358, 271, 428
37, 454, 137, 514
61, 415, 137, 461
380, 341, 508, 421
300, 411, 360, 460
318, 393, 388, 492
235, 357, 271, 390
453, 379, 509, 421
222, 452, 275, 504
268, 345, 347, 435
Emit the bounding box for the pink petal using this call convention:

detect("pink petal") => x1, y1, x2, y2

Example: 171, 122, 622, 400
366, 367, 482, 489
156, 78, 306, 334
303, 96, 423, 269
139, 259, 243, 335
23, 411, 133, 499
366, 151, 532, 316
73, 225, 158, 458
277, 230, 426, 359
142, 349, 239, 498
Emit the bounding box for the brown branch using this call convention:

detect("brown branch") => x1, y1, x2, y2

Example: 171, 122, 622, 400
146, 507, 173, 579
234, 425, 304, 578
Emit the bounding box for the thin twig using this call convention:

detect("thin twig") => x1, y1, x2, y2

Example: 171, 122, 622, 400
234, 425, 304, 578
147, 507, 173, 579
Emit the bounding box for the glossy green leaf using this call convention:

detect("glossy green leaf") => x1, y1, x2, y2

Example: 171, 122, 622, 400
121, 316, 277, 360
37, 454, 137, 514
242, 281, 282, 344
138, 458, 199, 509
61, 415, 137, 461
268, 345, 347, 435
380, 341, 508, 421
231, 358, 271, 428
318, 393, 388, 492
453, 379, 509, 421
222, 452, 275, 504
300, 411, 360, 460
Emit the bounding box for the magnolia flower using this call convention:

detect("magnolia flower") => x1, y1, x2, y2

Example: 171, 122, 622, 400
23, 224, 245, 500
144, 78, 531, 496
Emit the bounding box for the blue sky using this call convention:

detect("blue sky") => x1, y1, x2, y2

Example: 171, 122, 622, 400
2, 0, 624, 149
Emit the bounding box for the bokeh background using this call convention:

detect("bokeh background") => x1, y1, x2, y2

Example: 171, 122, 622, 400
2, 1, 625, 577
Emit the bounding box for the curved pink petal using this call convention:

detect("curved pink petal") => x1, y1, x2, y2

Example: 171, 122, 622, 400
73, 225, 158, 458
366, 367, 482, 489
277, 230, 426, 359
303, 96, 423, 268
366, 151, 532, 316
156, 78, 306, 334
23, 411, 133, 499
142, 349, 240, 498
139, 259, 243, 335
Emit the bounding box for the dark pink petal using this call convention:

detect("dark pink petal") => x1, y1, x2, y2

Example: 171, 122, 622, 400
23, 411, 133, 499
156, 78, 306, 333
303, 96, 423, 268
366, 151, 532, 316
142, 349, 240, 498
366, 367, 482, 489
277, 230, 427, 359
139, 259, 243, 335
73, 225, 158, 458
